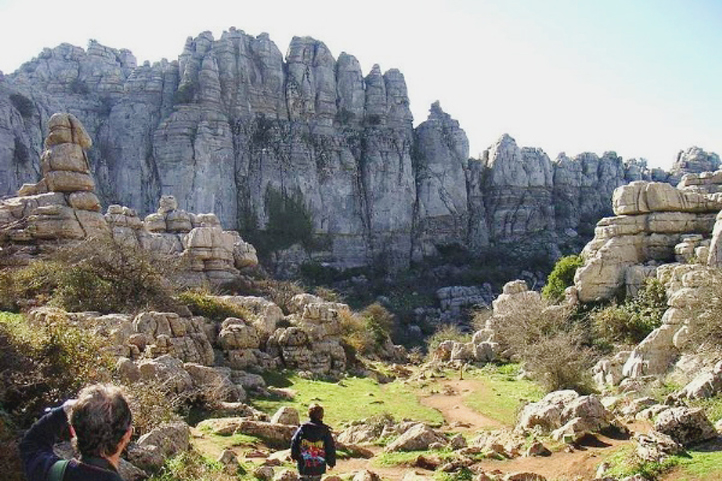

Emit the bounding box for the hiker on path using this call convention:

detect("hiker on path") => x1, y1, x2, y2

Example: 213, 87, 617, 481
20, 384, 133, 481
290, 403, 336, 481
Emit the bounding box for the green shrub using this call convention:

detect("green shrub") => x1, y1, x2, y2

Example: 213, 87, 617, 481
147, 450, 243, 481
591, 278, 667, 346
9, 93, 34, 118
542, 254, 583, 302
173, 82, 196, 104
340, 303, 395, 358
0, 312, 114, 427
176, 289, 251, 323
263, 186, 314, 253
362, 303, 395, 346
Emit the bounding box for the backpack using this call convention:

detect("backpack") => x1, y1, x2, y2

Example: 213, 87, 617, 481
48, 459, 69, 481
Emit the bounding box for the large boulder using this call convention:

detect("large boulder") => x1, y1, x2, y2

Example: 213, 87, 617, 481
653, 407, 717, 446
384, 424, 447, 452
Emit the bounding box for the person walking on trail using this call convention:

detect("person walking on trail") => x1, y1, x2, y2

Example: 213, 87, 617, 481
291, 403, 336, 481
20, 384, 133, 481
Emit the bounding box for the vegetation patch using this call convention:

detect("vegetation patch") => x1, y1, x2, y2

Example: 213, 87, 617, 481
177, 289, 252, 323
461, 365, 544, 426
252, 373, 442, 427
542, 254, 583, 302
147, 450, 248, 481
372, 449, 456, 467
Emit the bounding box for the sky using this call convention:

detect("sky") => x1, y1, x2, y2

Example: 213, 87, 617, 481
0, 0, 720, 169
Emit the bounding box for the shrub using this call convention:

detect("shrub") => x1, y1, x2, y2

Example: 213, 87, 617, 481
313, 286, 343, 303
173, 82, 196, 104
340, 303, 395, 358
0, 312, 114, 427
53, 234, 182, 314
521, 327, 596, 393
262, 186, 314, 253
69, 78, 90, 95
493, 297, 596, 392
147, 450, 242, 481
362, 303, 395, 346
0, 260, 64, 311
684, 270, 722, 351
9, 93, 34, 118
176, 289, 251, 323
591, 278, 667, 346
542, 254, 583, 302
124, 380, 183, 437
426, 324, 471, 353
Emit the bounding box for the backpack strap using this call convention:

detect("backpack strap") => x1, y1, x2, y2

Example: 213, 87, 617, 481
47, 459, 69, 481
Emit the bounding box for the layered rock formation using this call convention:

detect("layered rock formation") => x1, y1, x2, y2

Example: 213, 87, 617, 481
1, 30, 717, 271
574, 178, 722, 302
0, 112, 257, 285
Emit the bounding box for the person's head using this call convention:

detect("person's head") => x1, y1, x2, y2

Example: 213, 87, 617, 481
308, 403, 324, 422
70, 384, 132, 459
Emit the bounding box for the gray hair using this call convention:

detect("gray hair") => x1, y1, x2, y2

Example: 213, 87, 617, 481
70, 384, 132, 458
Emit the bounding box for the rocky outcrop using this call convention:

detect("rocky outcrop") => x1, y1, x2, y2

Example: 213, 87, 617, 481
0, 113, 258, 285
3, 31, 712, 272
575, 179, 722, 302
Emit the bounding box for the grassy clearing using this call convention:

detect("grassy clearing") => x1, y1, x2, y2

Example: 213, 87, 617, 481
666, 442, 722, 481
252, 373, 443, 427
461, 364, 544, 426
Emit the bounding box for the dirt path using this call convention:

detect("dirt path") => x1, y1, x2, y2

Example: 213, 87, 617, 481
342, 378, 639, 481
419, 379, 504, 431
195, 377, 644, 481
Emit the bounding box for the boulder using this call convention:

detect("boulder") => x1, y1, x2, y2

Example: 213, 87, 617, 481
384, 424, 447, 452
271, 406, 300, 425
653, 407, 717, 446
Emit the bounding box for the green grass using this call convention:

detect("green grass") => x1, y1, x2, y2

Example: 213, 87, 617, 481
252, 373, 443, 427
668, 443, 722, 481
689, 394, 722, 423
462, 364, 544, 426
372, 449, 456, 467
0, 311, 25, 326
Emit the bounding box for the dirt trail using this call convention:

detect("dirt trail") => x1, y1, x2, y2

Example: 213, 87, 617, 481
419, 379, 504, 431
336, 378, 641, 481
194, 377, 643, 481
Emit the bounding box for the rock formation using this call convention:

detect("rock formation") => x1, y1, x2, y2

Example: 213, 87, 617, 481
574, 178, 722, 302
0, 112, 257, 285
2, 30, 713, 272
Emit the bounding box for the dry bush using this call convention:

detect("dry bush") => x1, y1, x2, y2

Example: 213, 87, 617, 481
0, 312, 114, 427
471, 307, 493, 331
50, 234, 182, 314
124, 380, 183, 437
426, 324, 471, 353
250, 279, 304, 314
340, 303, 396, 359
176, 288, 252, 323
493, 298, 596, 392
684, 272, 722, 352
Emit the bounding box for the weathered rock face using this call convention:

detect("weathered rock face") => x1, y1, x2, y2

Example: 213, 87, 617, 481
0, 111, 258, 285
2, 31, 716, 272
575, 179, 722, 302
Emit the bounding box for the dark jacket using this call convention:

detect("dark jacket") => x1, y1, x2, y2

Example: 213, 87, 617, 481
290, 420, 336, 476
19, 406, 123, 481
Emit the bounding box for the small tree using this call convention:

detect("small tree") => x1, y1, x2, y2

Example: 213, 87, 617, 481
542, 254, 584, 302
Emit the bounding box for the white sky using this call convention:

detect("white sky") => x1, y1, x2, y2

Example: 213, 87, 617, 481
1, 0, 720, 168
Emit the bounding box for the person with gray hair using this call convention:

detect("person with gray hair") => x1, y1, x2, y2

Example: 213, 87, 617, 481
20, 384, 133, 481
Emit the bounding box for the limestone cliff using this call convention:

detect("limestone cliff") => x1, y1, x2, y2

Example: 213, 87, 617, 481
0, 29, 716, 271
